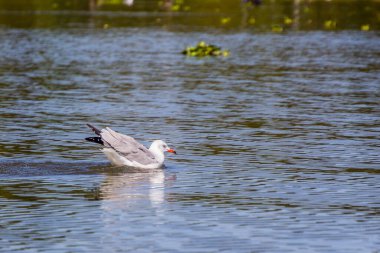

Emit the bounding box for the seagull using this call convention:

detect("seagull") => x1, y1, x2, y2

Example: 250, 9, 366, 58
85, 124, 176, 169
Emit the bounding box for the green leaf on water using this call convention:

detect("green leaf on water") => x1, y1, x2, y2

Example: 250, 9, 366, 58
182, 41, 230, 57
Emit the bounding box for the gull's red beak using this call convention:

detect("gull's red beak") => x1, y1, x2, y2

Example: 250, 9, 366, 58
167, 148, 177, 154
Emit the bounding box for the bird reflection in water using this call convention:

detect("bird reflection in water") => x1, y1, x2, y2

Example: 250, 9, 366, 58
84, 168, 176, 244
88, 167, 176, 210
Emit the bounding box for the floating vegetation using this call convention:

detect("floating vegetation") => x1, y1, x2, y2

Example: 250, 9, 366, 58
361, 24, 370, 31
284, 17, 293, 25
248, 17, 256, 25
272, 24, 283, 33
182, 41, 230, 57
220, 17, 231, 25
324, 20, 337, 29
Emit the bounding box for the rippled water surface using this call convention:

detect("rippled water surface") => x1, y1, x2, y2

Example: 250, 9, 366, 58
0, 24, 380, 252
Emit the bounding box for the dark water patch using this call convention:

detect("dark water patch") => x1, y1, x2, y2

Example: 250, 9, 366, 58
0, 160, 157, 177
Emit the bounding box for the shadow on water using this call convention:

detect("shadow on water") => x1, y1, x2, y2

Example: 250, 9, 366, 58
0, 159, 180, 178
0, 160, 111, 177
0, 160, 177, 205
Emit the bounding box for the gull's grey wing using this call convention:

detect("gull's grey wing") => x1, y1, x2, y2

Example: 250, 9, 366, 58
100, 127, 157, 165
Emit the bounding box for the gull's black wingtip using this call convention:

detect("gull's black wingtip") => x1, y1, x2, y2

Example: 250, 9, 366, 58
85, 137, 104, 145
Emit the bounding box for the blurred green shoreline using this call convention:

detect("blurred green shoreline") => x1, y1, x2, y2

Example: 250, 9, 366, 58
0, 0, 379, 30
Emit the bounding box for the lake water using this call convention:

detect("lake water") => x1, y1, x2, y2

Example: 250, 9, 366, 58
0, 8, 380, 253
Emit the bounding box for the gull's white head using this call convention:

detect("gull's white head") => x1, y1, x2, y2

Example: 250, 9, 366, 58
150, 140, 177, 154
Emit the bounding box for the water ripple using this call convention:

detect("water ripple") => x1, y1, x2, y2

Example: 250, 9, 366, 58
0, 28, 379, 252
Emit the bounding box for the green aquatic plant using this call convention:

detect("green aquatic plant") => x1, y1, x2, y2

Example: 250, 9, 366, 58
182, 41, 230, 57
248, 17, 256, 25
361, 24, 370, 31
284, 16, 293, 25
324, 20, 337, 29
220, 17, 231, 25
272, 24, 283, 32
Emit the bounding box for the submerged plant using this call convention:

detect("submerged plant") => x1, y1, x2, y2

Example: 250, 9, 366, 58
182, 41, 230, 57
